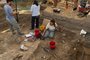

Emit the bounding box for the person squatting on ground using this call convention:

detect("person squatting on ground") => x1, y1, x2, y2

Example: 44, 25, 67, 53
80, 0, 87, 8
43, 19, 58, 39
30, 0, 40, 30
4, 0, 23, 35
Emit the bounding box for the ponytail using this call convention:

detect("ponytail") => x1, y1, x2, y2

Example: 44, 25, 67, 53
33, 0, 39, 6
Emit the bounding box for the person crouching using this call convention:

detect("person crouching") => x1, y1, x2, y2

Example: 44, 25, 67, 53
43, 19, 58, 39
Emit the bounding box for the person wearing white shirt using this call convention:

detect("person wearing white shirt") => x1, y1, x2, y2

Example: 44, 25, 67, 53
43, 19, 58, 39
30, 0, 40, 30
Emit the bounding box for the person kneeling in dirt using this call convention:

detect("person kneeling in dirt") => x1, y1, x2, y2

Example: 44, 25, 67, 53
42, 19, 58, 39
4, 0, 24, 35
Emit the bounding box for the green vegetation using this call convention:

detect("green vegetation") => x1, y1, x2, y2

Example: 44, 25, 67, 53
16, 0, 43, 10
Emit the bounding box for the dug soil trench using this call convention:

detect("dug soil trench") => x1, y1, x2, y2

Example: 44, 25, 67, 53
0, 6, 90, 60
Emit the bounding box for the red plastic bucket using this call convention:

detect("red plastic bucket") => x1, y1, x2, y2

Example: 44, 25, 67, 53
34, 29, 40, 38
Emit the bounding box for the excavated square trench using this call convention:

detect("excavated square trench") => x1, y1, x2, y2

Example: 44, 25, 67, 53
0, 8, 90, 60
0, 18, 89, 60
0, 25, 79, 60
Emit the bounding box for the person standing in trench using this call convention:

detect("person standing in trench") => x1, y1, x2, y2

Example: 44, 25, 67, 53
30, 0, 40, 30
4, 0, 24, 35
